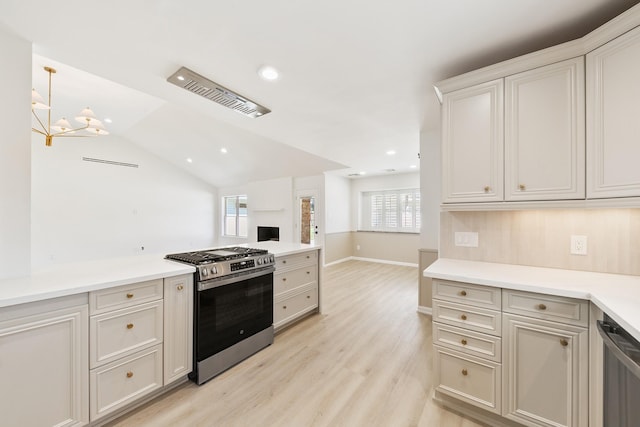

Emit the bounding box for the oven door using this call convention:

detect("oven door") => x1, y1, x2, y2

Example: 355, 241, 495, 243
195, 267, 274, 362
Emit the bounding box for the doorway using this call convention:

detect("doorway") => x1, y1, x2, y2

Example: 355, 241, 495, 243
299, 196, 316, 244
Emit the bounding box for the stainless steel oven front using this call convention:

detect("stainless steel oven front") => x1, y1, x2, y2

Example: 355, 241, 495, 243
191, 266, 275, 385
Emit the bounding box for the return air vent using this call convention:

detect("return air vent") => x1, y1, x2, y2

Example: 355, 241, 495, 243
167, 67, 271, 118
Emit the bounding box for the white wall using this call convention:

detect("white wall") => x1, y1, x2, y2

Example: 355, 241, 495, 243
419, 130, 441, 250
31, 134, 216, 270
350, 172, 420, 230
0, 28, 31, 278
324, 173, 351, 233
247, 177, 294, 243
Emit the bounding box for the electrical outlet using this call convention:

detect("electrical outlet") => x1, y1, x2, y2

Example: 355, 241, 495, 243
356, 245, 361, 251
570, 235, 588, 255
455, 232, 479, 247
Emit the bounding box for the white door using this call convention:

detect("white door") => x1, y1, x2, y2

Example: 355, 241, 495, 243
505, 57, 585, 201
295, 189, 321, 247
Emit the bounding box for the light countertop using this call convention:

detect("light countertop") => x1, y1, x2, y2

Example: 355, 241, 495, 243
0, 242, 321, 309
425, 258, 640, 341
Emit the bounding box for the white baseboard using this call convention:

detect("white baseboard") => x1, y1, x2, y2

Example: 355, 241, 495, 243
323, 257, 354, 267
417, 306, 432, 316
350, 257, 418, 268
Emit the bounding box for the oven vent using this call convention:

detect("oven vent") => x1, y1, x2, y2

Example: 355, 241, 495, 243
167, 66, 271, 118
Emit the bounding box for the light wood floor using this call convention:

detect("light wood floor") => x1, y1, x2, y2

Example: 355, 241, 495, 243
106, 260, 484, 427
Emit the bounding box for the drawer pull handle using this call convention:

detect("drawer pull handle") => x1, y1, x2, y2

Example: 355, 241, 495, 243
177, 285, 184, 291
459, 290, 467, 296
460, 314, 467, 321
283, 305, 287, 309
483, 186, 490, 193
126, 371, 134, 378
307, 271, 310, 274
126, 323, 134, 329
519, 184, 526, 191
282, 260, 287, 264
560, 339, 569, 347
126, 293, 134, 299
461, 339, 467, 346
537, 304, 547, 310
282, 278, 287, 281
306, 255, 310, 259
461, 369, 468, 376
307, 295, 311, 299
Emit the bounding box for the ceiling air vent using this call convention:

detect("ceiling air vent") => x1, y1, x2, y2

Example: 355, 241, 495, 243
167, 66, 271, 118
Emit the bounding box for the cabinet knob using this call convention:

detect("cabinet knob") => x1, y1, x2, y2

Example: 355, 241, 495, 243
519, 184, 526, 191
126, 371, 134, 378
461, 369, 468, 376
282, 278, 287, 282
537, 304, 547, 310
126, 323, 134, 329
560, 339, 569, 347
460, 314, 467, 321
307, 295, 311, 299
126, 293, 134, 299
306, 255, 310, 259
483, 186, 490, 193
282, 260, 287, 264
307, 271, 310, 274
283, 305, 287, 310
461, 339, 467, 346
459, 290, 467, 296
177, 285, 184, 291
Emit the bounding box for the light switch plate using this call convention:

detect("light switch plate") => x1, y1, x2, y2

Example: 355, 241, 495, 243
455, 232, 479, 247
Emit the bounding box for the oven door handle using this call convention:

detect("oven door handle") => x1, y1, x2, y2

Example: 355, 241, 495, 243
198, 266, 275, 291
597, 320, 640, 380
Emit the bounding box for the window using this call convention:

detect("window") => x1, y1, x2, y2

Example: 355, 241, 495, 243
223, 195, 247, 237
360, 189, 420, 233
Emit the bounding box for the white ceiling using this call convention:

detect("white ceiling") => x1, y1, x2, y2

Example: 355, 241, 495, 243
3, 0, 639, 187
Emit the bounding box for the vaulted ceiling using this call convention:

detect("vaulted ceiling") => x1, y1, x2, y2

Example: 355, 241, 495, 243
3, 0, 639, 187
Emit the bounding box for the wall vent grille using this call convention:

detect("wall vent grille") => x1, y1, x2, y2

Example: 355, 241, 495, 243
167, 66, 271, 118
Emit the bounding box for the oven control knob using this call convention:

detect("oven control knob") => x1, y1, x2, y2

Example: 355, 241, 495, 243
201, 268, 208, 277
257, 258, 263, 265
211, 266, 217, 275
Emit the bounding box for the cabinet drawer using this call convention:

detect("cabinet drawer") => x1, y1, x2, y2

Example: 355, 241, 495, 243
433, 279, 501, 310
434, 347, 502, 414
433, 300, 501, 336
90, 301, 163, 368
274, 285, 318, 325
276, 250, 318, 271
433, 323, 501, 363
89, 280, 163, 315
90, 344, 163, 421
502, 290, 588, 327
274, 266, 317, 294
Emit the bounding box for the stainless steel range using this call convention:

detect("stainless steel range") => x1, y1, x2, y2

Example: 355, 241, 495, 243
166, 247, 275, 385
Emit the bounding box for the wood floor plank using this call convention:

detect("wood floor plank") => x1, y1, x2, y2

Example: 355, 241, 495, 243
105, 260, 484, 427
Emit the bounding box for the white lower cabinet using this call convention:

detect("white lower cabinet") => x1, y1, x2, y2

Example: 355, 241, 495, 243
0, 295, 89, 427
273, 249, 320, 330
163, 274, 193, 385
432, 282, 589, 427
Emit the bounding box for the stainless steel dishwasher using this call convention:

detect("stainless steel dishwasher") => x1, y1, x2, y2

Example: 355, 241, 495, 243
597, 314, 640, 427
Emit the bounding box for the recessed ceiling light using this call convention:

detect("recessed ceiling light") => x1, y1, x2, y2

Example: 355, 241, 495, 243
220, 148, 228, 154
104, 118, 113, 124
258, 65, 279, 81
410, 164, 417, 168
359, 171, 366, 175
386, 150, 396, 156
177, 75, 185, 81
186, 158, 193, 163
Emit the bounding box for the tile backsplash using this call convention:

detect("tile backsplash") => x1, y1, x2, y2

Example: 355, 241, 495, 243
440, 208, 640, 275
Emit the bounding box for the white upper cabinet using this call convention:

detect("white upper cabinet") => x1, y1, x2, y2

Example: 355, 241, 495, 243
587, 25, 640, 199
505, 57, 585, 201
442, 79, 504, 203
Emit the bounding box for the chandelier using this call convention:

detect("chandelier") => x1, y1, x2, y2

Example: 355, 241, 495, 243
31, 66, 109, 147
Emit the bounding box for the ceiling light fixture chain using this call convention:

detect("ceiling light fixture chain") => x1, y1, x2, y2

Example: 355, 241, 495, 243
31, 66, 109, 146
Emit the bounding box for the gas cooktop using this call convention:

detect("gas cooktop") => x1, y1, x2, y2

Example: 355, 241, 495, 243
165, 247, 268, 265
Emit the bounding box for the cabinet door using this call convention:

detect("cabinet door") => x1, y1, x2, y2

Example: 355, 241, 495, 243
505, 57, 585, 201
164, 274, 193, 384
503, 314, 588, 427
0, 305, 89, 427
587, 25, 640, 199
442, 79, 504, 203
